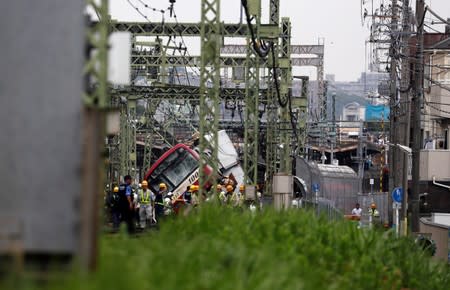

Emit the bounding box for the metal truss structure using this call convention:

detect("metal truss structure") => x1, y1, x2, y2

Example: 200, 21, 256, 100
85, 0, 109, 108
110, 84, 267, 101
263, 0, 280, 196
112, 21, 249, 38
279, 17, 292, 173
131, 52, 320, 68
198, 0, 221, 195
106, 0, 327, 198
243, 10, 261, 198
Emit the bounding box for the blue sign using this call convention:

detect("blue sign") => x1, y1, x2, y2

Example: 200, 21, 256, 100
365, 105, 390, 121
312, 183, 320, 192
392, 187, 403, 203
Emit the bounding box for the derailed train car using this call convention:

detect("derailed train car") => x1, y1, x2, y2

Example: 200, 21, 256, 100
295, 157, 360, 215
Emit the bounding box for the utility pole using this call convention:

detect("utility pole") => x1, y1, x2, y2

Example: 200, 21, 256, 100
411, 0, 425, 232
357, 121, 364, 193
330, 92, 336, 164
388, 0, 399, 222
320, 81, 328, 164
400, 0, 412, 234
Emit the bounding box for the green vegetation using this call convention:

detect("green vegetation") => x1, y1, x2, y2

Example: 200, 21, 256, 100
3, 206, 450, 290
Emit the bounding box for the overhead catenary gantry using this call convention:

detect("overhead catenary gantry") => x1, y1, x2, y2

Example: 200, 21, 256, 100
109, 0, 323, 197
130, 52, 323, 68
110, 1, 279, 190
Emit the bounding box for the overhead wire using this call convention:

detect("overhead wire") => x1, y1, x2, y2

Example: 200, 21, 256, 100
426, 6, 450, 25
424, 23, 442, 34
125, 0, 202, 139
126, 0, 152, 21
239, 0, 291, 146
125, 0, 201, 82
240, 0, 271, 58
171, 6, 201, 78
136, 0, 167, 14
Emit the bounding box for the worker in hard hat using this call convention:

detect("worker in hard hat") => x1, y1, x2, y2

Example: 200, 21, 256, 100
369, 203, 380, 217
216, 184, 226, 204
210, 184, 222, 203
138, 180, 154, 229
110, 186, 121, 230
218, 184, 227, 204
231, 185, 245, 207
190, 185, 200, 206
154, 183, 167, 222
182, 185, 193, 204
224, 184, 234, 205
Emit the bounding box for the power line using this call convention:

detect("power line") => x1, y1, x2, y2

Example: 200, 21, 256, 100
426, 101, 450, 106
426, 6, 450, 25
423, 23, 443, 34
425, 76, 450, 93
136, 0, 167, 14
240, 0, 271, 58
126, 0, 152, 21
125, 0, 201, 80
171, 6, 201, 77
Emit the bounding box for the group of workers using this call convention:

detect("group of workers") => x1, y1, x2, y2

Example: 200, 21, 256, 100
105, 174, 263, 234
106, 175, 168, 234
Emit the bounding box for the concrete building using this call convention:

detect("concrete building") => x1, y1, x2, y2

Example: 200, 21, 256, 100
342, 102, 365, 121
326, 72, 389, 97
423, 36, 450, 151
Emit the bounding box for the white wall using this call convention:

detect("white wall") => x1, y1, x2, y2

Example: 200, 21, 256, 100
433, 213, 450, 227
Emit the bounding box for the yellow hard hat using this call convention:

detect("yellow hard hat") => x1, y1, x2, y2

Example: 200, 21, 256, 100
216, 184, 222, 190
159, 183, 167, 189
190, 185, 199, 192
239, 185, 245, 191
141, 180, 148, 186
113, 186, 119, 193
226, 185, 234, 192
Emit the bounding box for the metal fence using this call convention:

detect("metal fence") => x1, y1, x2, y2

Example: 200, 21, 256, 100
301, 199, 343, 221
334, 192, 390, 224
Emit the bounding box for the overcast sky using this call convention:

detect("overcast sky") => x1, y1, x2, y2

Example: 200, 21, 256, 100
109, 0, 450, 82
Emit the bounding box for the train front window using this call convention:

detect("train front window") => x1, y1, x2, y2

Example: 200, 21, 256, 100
162, 149, 198, 188
149, 147, 198, 193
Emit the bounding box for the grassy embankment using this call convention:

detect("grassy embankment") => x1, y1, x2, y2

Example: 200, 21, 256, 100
3, 205, 450, 290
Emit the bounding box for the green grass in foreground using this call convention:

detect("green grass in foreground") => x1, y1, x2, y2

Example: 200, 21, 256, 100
3, 206, 450, 290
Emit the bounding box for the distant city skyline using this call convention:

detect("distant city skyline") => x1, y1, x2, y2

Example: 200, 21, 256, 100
109, 0, 450, 82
